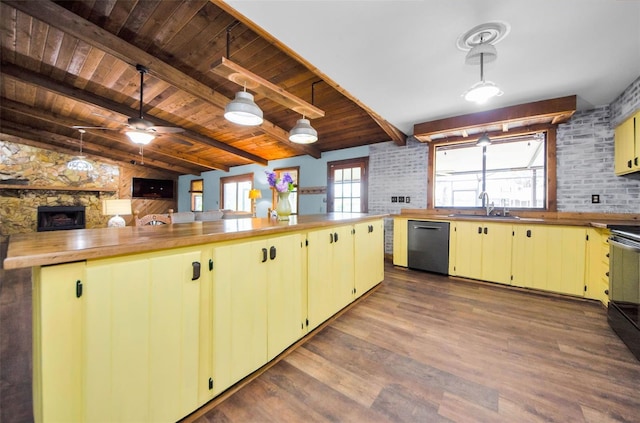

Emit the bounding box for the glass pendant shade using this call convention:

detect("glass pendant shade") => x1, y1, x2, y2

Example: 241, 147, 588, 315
125, 129, 155, 145
463, 80, 503, 104
67, 156, 93, 171
224, 91, 264, 126
476, 133, 491, 147
289, 118, 318, 144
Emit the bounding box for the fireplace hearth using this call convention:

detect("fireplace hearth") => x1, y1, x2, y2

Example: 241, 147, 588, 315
37, 206, 86, 232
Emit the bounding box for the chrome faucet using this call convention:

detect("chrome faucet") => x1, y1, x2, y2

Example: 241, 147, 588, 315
479, 191, 494, 216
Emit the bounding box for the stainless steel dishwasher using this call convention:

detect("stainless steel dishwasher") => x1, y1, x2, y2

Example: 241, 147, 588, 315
407, 220, 450, 274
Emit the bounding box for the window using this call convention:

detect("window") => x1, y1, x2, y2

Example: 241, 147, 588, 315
432, 132, 550, 210
220, 173, 253, 212
272, 167, 299, 215
327, 158, 368, 213
190, 179, 203, 212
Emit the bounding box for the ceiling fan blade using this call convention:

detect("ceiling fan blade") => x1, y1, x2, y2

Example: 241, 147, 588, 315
71, 125, 118, 130
150, 126, 185, 134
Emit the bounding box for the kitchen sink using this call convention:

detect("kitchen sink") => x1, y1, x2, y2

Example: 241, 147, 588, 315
446, 214, 544, 222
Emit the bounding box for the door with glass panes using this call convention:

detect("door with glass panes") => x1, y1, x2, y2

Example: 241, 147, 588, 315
327, 158, 368, 213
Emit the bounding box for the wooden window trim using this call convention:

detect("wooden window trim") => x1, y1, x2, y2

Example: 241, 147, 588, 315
327, 157, 369, 213
220, 173, 254, 210
427, 125, 557, 211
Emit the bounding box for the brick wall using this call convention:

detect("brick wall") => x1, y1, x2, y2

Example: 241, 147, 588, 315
369, 137, 428, 254
556, 106, 640, 212
371, 77, 640, 254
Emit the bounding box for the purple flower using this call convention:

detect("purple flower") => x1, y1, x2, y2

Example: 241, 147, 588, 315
265, 170, 294, 192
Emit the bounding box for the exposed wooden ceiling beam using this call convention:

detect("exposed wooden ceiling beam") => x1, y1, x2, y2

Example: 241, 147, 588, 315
0, 125, 195, 175
211, 57, 325, 119
0, 98, 229, 173
1, 63, 265, 167
413, 95, 577, 142
212, 0, 408, 147
4, 0, 322, 160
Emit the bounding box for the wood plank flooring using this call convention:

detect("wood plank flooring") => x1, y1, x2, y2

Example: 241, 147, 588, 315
2, 260, 639, 422
188, 264, 640, 423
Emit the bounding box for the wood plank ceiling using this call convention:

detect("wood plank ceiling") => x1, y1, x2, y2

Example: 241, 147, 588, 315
0, 0, 406, 176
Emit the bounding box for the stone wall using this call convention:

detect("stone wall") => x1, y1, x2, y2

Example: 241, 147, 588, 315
0, 140, 177, 243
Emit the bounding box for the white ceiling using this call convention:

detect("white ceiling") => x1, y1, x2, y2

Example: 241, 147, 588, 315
226, 0, 640, 136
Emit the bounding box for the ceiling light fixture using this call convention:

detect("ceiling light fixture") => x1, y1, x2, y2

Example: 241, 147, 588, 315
67, 129, 94, 171
289, 116, 318, 144
125, 129, 155, 145
458, 23, 509, 105
224, 87, 264, 126
476, 132, 491, 147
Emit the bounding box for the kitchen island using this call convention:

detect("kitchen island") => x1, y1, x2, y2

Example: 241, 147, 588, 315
5, 213, 386, 423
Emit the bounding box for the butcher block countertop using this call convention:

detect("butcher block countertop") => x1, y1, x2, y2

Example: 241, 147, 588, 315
397, 209, 639, 228
4, 213, 386, 270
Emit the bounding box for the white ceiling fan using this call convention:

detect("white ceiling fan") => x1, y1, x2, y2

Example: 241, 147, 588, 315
73, 64, 184, 145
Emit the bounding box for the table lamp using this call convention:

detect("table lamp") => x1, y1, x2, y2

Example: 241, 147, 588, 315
102, 199, 132, 227
248, 189, 262, 217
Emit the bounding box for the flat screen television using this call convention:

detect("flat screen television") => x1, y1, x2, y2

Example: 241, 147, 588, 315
132, 178, 175, 199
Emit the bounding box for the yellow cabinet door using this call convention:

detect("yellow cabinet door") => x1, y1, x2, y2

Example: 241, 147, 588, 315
307, 228, 336, 330
635, 111, 640, 168
84, 248, 204, 423
267, 233, 304, 360
33, 262, 85, 423
512, 225, 549, 290
481, 222, 513, 284
393, 217, 408, 267
453, 221, 483, 279
546, 226, 586, 296
211, 244, 234, 396
585, 228, 610, 305
614, 114, 636, 174
331, 225, 356, 311
354, 220, 384, 296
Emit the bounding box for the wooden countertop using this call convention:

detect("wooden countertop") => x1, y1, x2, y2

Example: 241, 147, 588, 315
3, 213, 387, 270
395, 210, 640, 228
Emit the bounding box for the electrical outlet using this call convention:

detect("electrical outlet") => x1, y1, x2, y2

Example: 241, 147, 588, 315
591, 194, 600, 204
406, 196, 411, 203
391, 196, 397, 203
398, 196, 405, 203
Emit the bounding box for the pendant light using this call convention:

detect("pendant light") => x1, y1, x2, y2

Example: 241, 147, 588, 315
458, 25, 508, 105
476, 132, 491, 147
289, 116, 318, 144
224, 87, 264, 126
289, 81, 319, 144
67, 129, 94, 171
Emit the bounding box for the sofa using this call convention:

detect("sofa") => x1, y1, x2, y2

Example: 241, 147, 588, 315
168, 209, 251, 223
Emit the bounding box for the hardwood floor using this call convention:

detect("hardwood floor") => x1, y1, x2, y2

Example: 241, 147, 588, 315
2, 260, 639, 422
189, 264, 640, 423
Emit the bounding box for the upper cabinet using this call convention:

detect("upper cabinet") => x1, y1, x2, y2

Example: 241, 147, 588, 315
614, 110, 640, 175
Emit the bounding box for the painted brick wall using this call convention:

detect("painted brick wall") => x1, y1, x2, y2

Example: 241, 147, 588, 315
368, 137, 428, 254
556, 106, 640, 212
371, 76, 640, 254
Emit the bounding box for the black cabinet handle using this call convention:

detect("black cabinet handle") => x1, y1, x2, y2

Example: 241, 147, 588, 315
209, 259, 214, 271
329, 233, 334, 243
606, 271, 609, 277
483, 227, 488, 235
76, 280, 83, 298
628, 159, 633, 168
477, 226, 482, 234
334, 232, 339, 242
192, 261, 201, 281
270, 246, 277, 260
606, 253, 610, 258
635, 157, 638, 166
261, 248, 268, 262
605, 289, 609, 295
526, 229, 532, 238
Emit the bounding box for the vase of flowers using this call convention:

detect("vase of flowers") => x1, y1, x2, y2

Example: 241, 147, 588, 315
266, 170, 294, 220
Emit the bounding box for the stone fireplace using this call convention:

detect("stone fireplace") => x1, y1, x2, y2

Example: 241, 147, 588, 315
37, 206, 86, 232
